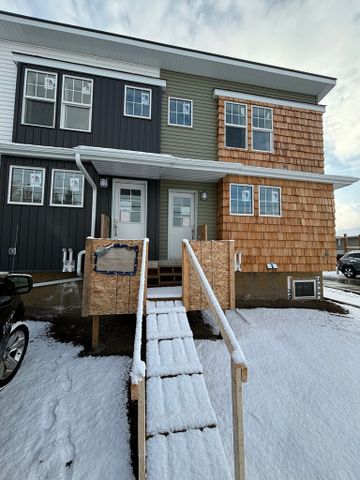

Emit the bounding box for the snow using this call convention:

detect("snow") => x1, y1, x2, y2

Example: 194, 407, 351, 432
147, 286, 182, 299
322, 270, 341, 279
195, 306, 360, 479
147, 300, 185, 314
324, 286, 360, 308
146, 311, 193, 340
147, 428, 232, 480
0, 322, 134, 480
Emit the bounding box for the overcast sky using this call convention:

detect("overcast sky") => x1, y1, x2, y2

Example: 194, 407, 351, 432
1, 0, 359, 233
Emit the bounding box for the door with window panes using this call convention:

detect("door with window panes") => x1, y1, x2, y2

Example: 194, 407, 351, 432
112, 180, 146, 239
168, 191, 195, 259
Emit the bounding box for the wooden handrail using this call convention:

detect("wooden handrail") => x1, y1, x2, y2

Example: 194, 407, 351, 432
183, 239, 248, 480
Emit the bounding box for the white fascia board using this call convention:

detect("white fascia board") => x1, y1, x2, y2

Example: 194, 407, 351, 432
213, 89, 326, 112
0, 142, 74, 160
12, 52, 167, 89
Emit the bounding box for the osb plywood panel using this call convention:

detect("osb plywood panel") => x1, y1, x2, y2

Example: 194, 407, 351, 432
217, 97, 324, 173
82, 238, 147, 317
184, 240, 234, 311
217, 176, 336, 273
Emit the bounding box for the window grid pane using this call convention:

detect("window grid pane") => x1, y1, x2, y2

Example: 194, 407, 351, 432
173, 196, 191, 227
119, 188, 142, 223
125, 87, 151, 118
259, 186, 280, 216
51, 171, 84, 207
9, 167, 44, 205
225, 102, 246, 126
252, 107, 273, 152
230, 185, 253, 215
25, 71, 57, 101
169, 98, 192, 126
225, 102, 247, 148
63, 77, 92, 106
23, 70, 57, 127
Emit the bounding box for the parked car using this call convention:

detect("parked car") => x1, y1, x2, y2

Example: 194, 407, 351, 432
338, 251, 360, 278
0, 274, 33, 387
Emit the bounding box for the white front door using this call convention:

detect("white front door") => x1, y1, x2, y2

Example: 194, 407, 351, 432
168, 190, 196, 259
112, 180, 147, 239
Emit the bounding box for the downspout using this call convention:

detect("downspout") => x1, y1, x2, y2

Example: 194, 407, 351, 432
75, 152, 97, 237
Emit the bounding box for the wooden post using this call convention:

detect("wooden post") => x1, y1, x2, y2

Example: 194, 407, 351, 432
197, 224, 208, 241
344, 234, 348, 252
182, 242, 190, 310
92, 315, 100, 350
100, 214, 110, 238
137, 377, 146, 480
231, 358, 246, 480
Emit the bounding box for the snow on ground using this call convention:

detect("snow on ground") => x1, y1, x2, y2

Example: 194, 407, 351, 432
324, 286, 360, 307
0, 322, 134, 480
196, 304, 360, 480
323, 270, 342, 279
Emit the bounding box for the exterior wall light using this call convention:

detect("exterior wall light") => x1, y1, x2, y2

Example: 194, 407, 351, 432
99, 178, 109, 188
200, 191, 208, 201
266, 263, 278, 270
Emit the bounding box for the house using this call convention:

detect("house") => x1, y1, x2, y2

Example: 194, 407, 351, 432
336, 233, 360, 258
0, 11, 357, 302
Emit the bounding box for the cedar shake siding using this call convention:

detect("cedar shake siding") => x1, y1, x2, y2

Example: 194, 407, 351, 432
217, 176, 336, 273
12, 63, 161, 152
217, 96, 324, 173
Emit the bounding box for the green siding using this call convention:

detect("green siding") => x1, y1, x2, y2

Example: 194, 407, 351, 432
160, 69, 317, 161
159, 180, 217, 259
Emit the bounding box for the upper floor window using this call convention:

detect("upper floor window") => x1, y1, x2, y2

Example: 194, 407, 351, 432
252, 106, 273, 152
259, 186, 281, 216
50, 169, 84, 207
60, 76, 93, 132
230, 184, 253, 215
225, 102, 247, 149
8, 165, 45, 205
22, 69, 57, 128
168, 97, 193, 127
124, 86, 151, 119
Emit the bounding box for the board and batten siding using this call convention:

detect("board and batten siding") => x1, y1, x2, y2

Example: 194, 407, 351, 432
159, 180, 217, 259
0, 38, 160, 144
160, 69, 317, 161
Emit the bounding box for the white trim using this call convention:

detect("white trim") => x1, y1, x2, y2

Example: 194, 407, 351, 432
214, 89, 326, 113
251, 105, 274, 153
224, 101, 248, 150
292, 279, 317, 299
21, 68, 58, 128
7, 165, 46, 206
124, 85, 152, 120
167, 97, 193, 128
60, 74, 93, 132
258, 185, 282, 217
229, 183, 254, 216
12, 52, 166, 89
49, 168, 85, 208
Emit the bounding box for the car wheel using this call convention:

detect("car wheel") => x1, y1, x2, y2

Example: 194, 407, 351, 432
343, 267, 356, 279
0, 325, 29, 387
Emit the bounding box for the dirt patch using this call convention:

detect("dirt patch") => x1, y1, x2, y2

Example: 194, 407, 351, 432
236, 298, 348, 314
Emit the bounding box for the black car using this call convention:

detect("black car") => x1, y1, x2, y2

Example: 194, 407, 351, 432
338, 251, 360, 279
0, 274, 33, 387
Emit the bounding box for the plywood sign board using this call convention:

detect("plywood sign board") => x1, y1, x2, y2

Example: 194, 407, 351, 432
183, 240, 235, 311
82, 238, 147, 317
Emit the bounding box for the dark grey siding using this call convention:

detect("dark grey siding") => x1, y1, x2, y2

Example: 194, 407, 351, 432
13, 63, 161, 152
0, 156, 159, 271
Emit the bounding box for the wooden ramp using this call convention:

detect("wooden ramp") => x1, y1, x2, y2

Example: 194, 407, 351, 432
145, 296, 232, 480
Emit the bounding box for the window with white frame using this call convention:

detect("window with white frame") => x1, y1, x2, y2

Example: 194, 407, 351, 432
168, 97, 193, 127
124, 86, 151, 119
22, 69, 57, 128
61, 75, 93, 131
230, 184, 253, 215
50, 170, 84, 207
8, 166, 45, 205
252, 106, 273, 152
292, 279, 316, 299
259, 186, 281, 216
225, 102, 247, 148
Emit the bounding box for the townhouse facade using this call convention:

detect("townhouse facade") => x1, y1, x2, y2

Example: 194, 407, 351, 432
0, 11, 357, 301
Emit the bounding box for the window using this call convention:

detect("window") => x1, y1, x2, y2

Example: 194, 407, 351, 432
8, 166, 45, 205
225, 102, 247, 148
230, 184, 253, 215
173, 196, 191, 227
119, 188, 141, 222
61, 75, 93, 131
124, 86, 151, 119
252, 106, 273, 152
293, 280, 316, 299
168, 97, 193, 127
259, 186, 281, 216
50, 170, 84, 207
22, 69, 57, 128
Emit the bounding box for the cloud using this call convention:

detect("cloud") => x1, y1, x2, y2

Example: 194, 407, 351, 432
334, 200, 360, 232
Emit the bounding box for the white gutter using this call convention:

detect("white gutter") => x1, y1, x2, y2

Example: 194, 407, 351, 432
75, 152, 97, 237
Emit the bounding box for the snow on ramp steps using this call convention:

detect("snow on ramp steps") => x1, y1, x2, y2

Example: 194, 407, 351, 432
147, 428, 232, 480
146, 311, 192, 340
